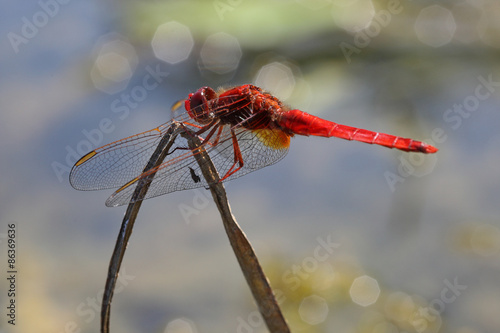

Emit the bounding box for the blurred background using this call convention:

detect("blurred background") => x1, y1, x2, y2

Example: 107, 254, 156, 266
1, 0, 499, 332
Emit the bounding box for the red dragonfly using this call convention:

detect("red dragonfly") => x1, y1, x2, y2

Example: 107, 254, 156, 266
70, 84, 437, 206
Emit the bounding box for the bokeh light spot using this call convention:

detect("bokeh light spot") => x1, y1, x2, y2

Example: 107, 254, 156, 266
95, 53, 131, 82
254, 62, 295, 100
152, 21, 194, 64
164, 317, 197, 333
350, 275, 380, 307
333, 0, 375, 32
477, 3, 500, 48
471, 224, 500, 256
199, 32, 242, 75
298, 295, 329, 325
384, 291, 415, 322
414, 5, 456, 47
90, 35, 138, 95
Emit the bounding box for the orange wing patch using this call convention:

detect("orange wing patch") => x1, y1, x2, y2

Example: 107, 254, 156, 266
254, 129, 291, 150
74, 150, 97, 167
115, 177, 139, 194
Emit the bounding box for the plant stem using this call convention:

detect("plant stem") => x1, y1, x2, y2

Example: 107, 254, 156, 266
101, 123, 182, 333
182, 127, 290, 333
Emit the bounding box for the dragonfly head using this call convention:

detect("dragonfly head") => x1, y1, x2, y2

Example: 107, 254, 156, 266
185, 86, 217, 124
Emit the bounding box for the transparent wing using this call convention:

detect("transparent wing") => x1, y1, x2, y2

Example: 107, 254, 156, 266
105, 122, 291, 207
69, 108, 204, 191
69, 123, 175, 191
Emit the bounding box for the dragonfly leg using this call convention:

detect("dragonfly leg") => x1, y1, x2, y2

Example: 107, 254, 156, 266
182, 121, 204, 129
197, 121, 222, 146
209, 125, 224, 146
195, 119, 219, 136
220, 129, 244, 181
168, 120, 221, 156
185, 120, 222, 147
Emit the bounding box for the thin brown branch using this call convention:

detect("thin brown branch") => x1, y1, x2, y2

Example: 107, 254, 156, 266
181, 126, 290, 333
101, 123, 182, 333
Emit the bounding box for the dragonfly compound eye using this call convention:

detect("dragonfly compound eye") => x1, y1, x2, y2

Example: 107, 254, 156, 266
189, 90, 204, 110
187, 87, 216, 124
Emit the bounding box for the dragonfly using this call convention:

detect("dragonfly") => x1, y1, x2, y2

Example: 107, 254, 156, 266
70, 84, 438, 206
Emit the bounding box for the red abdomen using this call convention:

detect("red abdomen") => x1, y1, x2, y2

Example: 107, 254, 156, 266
278, 109, 438, 153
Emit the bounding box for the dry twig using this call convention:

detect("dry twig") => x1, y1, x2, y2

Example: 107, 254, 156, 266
101, 123, 182, 333
181, 125, 289, 332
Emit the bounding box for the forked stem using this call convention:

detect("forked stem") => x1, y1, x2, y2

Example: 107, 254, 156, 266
101, 122, 289, 333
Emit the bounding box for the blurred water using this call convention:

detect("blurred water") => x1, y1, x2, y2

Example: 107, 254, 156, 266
1, 1, 499, 333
